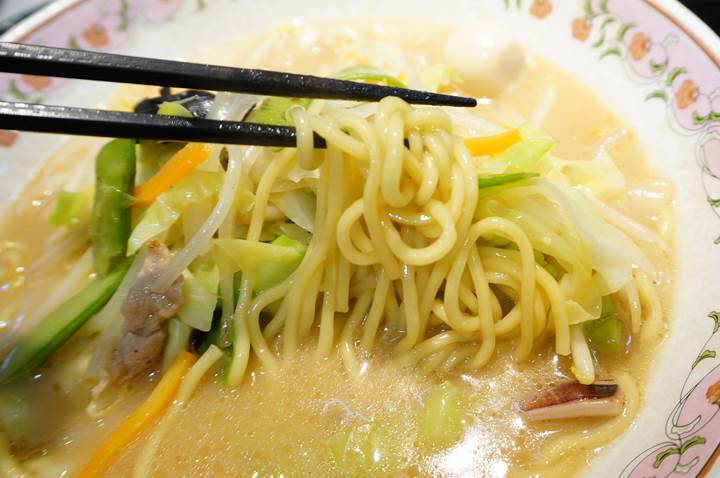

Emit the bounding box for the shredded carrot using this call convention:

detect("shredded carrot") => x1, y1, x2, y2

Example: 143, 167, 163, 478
76, 351, 197, 478
463, 129, 522, 156
134, 143, 212, 207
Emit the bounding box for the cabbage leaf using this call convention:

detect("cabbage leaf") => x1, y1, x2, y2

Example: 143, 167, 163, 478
213, 235, 307, 292
178, 258, 219, 332
127, 171, 223, 255
49, 189, 93, 227
333, 65, 406, 88
271, 189, 317, 233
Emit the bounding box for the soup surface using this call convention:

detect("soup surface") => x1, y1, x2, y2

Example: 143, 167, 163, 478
0, 21, 675, 478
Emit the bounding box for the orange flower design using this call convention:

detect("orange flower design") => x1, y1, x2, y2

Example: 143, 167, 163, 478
629, 32, 651, 61
21, 74, 52, 90
707, 380, 720, 404
82, 24, 110, 48
675, 79, 699, 110
571, 17, 591, 41
530, 0, 552, 19
0, 130, 18, 147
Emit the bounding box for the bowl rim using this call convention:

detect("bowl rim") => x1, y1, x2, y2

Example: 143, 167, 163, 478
2, 1, 720, 476
3, 0, 719, 53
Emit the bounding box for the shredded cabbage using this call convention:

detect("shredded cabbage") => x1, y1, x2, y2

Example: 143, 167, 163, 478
161, 319, 192, 370
177, 257, 219, 332
127, 171, 223, 255
48, 189, 93, 228
136, 141, 184, 183
495, 125, 555, 174
157, 101, 192, 118
333, 65, 406, 88
271, 189, 317, 233
327, 420, 407, 476
550, 150, 626, 200
547, 182, 653, 293
271, 222, 312, 245
419, 382, 465, 448
213, 235, 307, 292
248, 97, 312, 126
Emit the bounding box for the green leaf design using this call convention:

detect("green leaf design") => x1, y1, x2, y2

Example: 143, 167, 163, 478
715, 235, 720, 246
197, 0, 206, 9
67, 35, 81, 50
516, 0, 522, 8
709, 198, 720, 207
688, 109, 719, 126
599, 0, 609, 13
592, 31, 606, 48
654, 448, 678, 469
118, 0, 130, 32
666, 66, 688, 87
680, 436, 706, 453
617, 22, 636, 42
600, 18, 616, 30
600, 47, 622, 59
693, 111, 710, 126
8, 80, 28, 101
645, 90, 669, 102
583, 0, 595, 18
653, 436, 706, 469
692, 350, 716, 369
709, 311, 720, 333
649, 58, 669, 74
503, 0, 510, 8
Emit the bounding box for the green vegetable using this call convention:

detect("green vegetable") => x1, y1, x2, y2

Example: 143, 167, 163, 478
534, 251, 561, 279
327, 420, 406, 476
498, 138, 555, 174
419, 382, 465, 448
272, 189, 317, 233
495, 124, 555, 174
584, 315, 626, 356
0, 394, 31, 442
157, 101, 192, 118
0, 259, 132, 385
197, 314, 223, 354
333, 65, 407, 88
478, 172, 539, 189
601, 295, 616, 316
48, 190, 92, 227
273, 222, 312, 245
137, 141, 184, 182
247, 97, 312, 126
90, 139, 137, 277
178, 258, 220, 332
127, 171, 223, 255
214, 235, 307, 292
161, 319, 192, 371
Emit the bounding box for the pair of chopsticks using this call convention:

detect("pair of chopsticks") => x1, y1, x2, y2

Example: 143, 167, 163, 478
0, 42, 476, 148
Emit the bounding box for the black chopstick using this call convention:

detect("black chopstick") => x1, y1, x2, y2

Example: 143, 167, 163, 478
0, 101, 327, 148
0, 42, 476, 107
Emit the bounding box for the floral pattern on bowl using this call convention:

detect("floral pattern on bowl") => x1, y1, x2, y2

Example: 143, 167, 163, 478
0, 0, 186, 137
1, 0, 720, 476
506, 0, 720, 474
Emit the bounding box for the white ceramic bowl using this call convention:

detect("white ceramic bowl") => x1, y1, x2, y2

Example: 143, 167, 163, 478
2, 1, 720, 476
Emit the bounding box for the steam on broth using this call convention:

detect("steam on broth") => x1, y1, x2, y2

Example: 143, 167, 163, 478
0, 21, 674, 478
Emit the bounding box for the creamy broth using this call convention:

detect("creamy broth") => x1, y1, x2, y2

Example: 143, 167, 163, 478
0, 21, 674, 478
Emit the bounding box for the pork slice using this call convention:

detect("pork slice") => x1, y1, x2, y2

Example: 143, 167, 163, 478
109, 240, 183, 384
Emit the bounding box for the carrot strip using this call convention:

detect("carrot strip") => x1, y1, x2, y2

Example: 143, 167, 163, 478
463, 129, 522, 156
134, 143, 212, 207
76, 351, 197, 478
